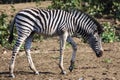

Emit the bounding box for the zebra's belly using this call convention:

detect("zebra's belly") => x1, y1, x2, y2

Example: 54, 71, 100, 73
35, 29, 58, 36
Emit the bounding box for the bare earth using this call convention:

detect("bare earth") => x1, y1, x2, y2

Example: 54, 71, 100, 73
0, 1, 120, 80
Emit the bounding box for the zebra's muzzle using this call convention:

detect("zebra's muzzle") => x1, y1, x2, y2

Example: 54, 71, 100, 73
96, 50, 103, 57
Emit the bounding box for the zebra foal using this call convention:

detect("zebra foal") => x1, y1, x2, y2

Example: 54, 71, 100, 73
8, 8, 104, 78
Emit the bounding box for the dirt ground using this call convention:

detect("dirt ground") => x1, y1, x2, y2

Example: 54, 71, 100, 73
0, 38, 120, 80
0, 1, 120, 80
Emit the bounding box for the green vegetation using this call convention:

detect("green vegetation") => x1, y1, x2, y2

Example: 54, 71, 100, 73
0, 12, 9, 46
101, 22, 119, 43
49, 0, 120, 20
48, 0, 81, 10
0, 12, 16, 49
0, 5, 17, 49
103, 58, 112, 64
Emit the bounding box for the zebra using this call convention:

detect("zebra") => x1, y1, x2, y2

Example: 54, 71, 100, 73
8, 8, 104, 78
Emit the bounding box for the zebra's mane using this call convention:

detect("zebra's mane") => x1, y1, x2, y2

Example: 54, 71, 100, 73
69, 9, 104, 35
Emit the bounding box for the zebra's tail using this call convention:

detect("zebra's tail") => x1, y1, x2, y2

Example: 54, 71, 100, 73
8, 18, 15, 44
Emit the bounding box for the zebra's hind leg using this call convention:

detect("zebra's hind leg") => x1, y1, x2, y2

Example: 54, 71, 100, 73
9, 52, 17, 78
67, 36, 77, 72
24, 32, 39, 75
59, 31, 68, 75
25, 51, 39, 75
9, 35, 27, 78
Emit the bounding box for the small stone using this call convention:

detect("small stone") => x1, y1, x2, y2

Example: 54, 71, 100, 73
2, 49, 7, 54
79, 77, 84, 80
102, 72, 107, 75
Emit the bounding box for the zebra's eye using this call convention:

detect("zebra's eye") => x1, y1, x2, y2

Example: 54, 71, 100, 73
95, 40, 98, 42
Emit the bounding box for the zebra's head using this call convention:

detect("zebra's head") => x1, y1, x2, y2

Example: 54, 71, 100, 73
71, 9, 104, 57
87, 16, 104, 58
88, 29, 103, 57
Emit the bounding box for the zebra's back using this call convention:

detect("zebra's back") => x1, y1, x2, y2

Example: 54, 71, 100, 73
14, 8, 75, 36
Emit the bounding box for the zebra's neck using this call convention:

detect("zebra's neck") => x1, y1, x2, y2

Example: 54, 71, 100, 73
70, 10, 97, 40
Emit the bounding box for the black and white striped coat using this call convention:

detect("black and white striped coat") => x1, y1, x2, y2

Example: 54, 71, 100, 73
8, 8, 104, 78
14, 9, 75, 36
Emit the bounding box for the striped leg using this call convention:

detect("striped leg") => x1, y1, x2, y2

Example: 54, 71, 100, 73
9, 35, 27, 78
59, 31, 68, 74
67, 36, 77, 72
24, 32, 39, 75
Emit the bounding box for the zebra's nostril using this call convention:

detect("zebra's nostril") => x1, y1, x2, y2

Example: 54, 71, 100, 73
96, 50, 103, 57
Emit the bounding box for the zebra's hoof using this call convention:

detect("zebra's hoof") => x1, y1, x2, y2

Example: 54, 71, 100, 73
34, 71, 39, 75
9, 73, 15, 78
69, 66, 74, 72
60, 71, 66, 75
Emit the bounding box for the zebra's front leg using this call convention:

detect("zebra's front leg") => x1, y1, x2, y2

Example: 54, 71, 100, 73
67, 36, 77, 72
59, 31, 68, 75
59, 48, 66, 74
25, 33, 39, 75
